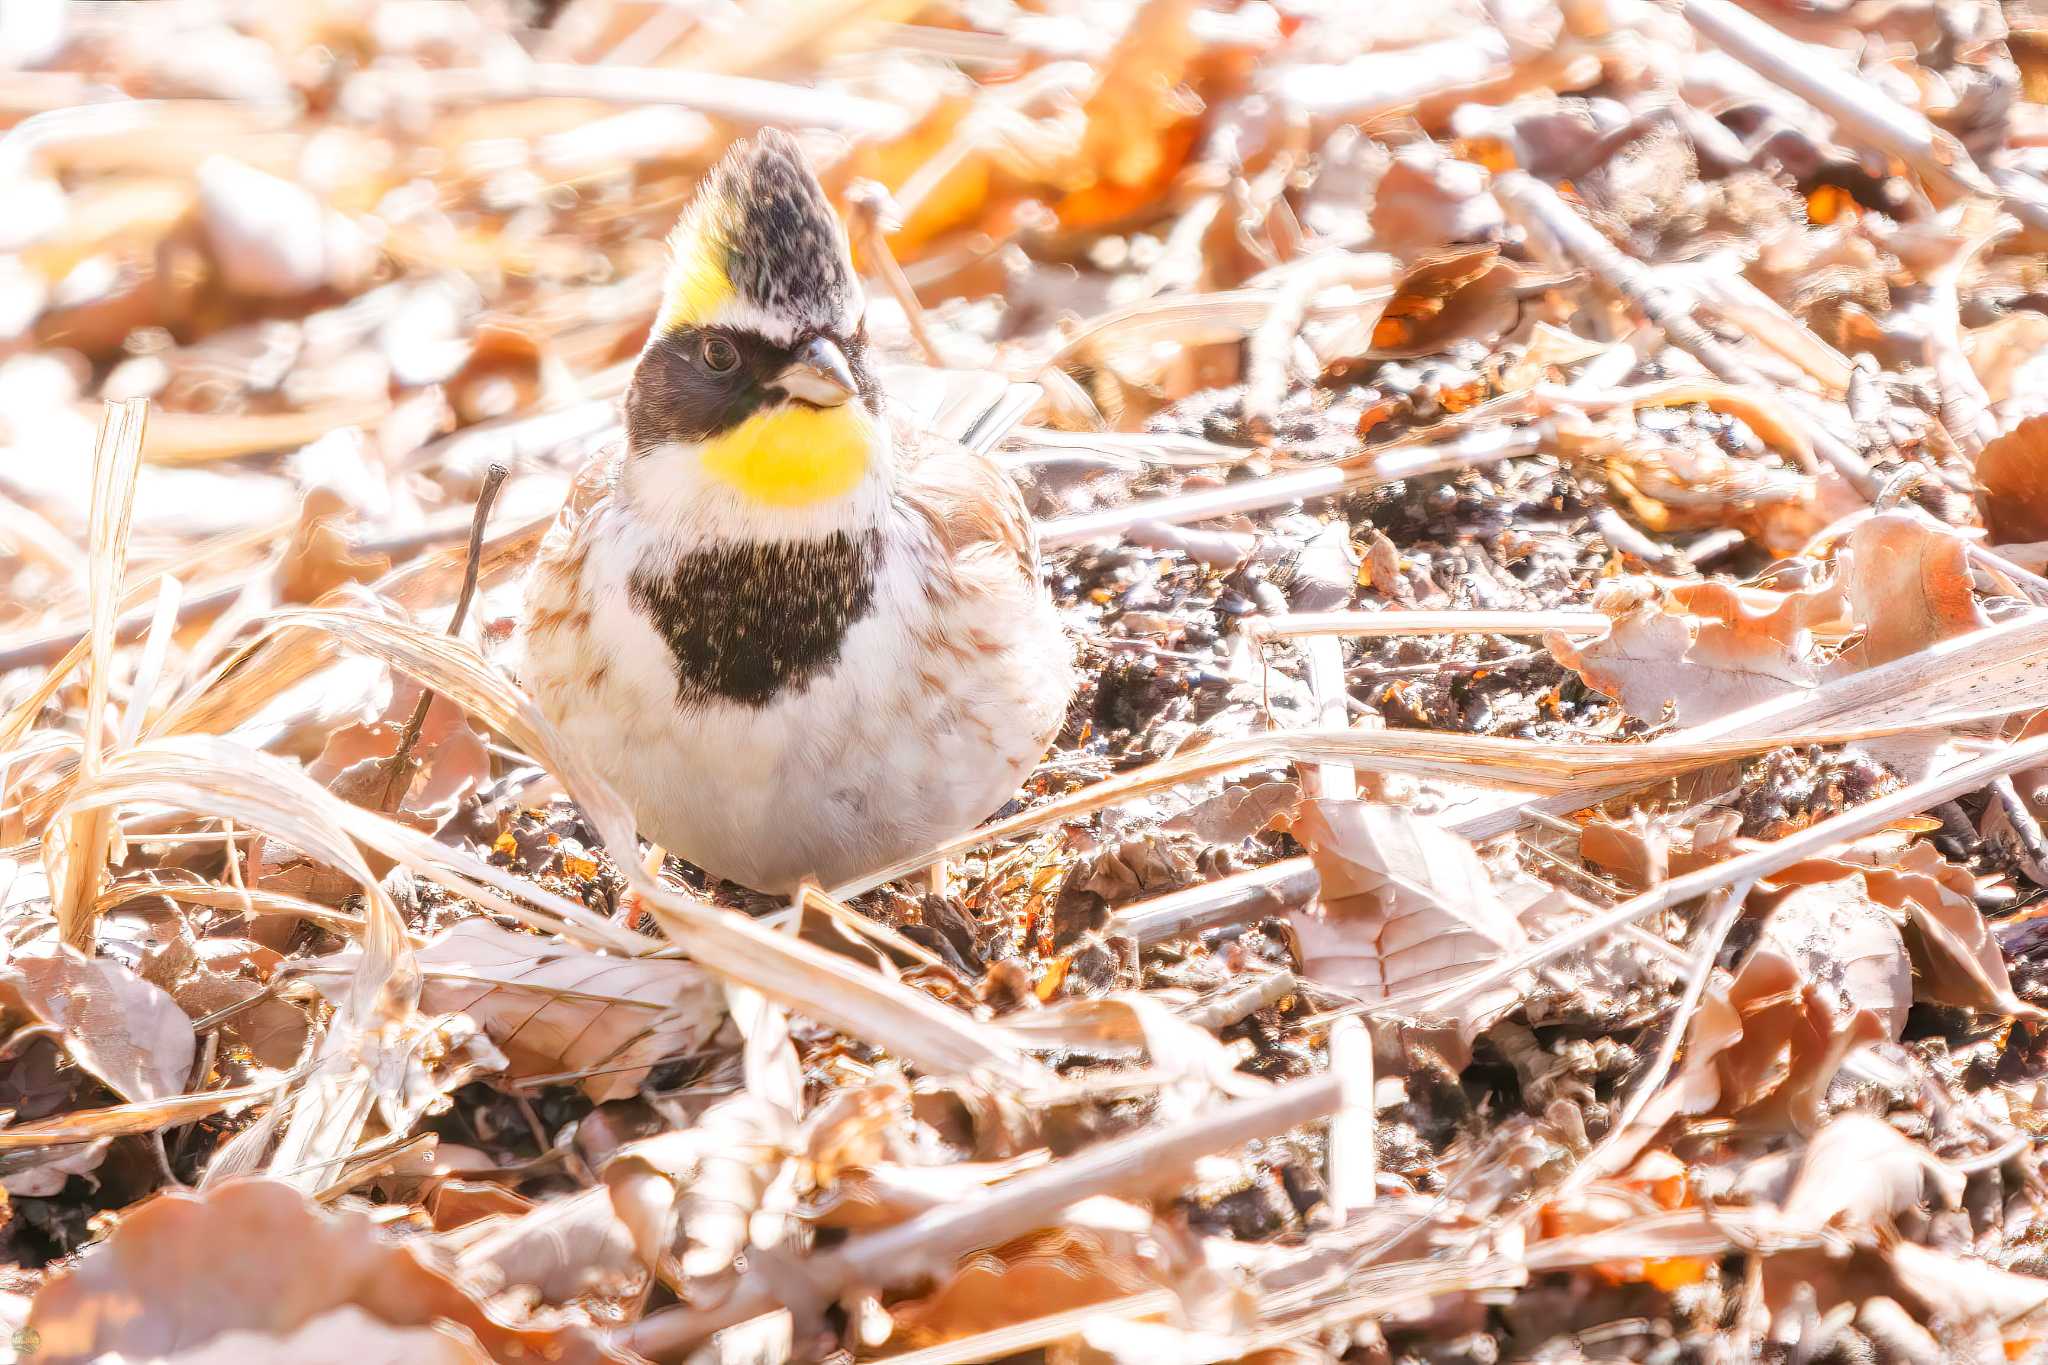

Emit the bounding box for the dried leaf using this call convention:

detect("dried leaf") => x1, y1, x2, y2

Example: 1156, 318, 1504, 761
885, 1226, 1163, 1349
1286, 799, 1527, 999
1580, 810, 1743, 889
304, 920, 724, 1102
1977, 414, 2048, 546
307, 688, 490, 834
1753, 877, 1912, 1044
1548, 578, 1826, 725
26, 1179, 619, 1364
1162, 781, 1301, 845
1861, 842, 2041, 1019
1833, 515, 1989, 672
1672, 878, 1909, 1132
0, 944, 194, 1102
277, 488, 390, 606
443, 1185, 644, 1303
1779, 1113, 1962, 1235
1889, 1241, 2048, 1328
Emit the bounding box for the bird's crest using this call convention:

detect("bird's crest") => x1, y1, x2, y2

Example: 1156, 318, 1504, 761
657, 130, 859, 339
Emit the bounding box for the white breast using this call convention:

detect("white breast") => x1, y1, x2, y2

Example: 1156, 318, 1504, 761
516, 501, 1071, 893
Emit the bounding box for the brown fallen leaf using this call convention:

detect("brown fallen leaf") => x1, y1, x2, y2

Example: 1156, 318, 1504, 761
1778, 1112, 1962, 1236
307, 687, 491, 834
1367, 148, 1504, 263
303, 919, 724, 1101
1286, 798, 1530, 1005
601, 1091, 792, 1298
1056, 0, 1205, 227
1832, 514, 1990, 672
26, 1179, 622, 1364
1752, 876, 1913, 1045
0, 944, 195, 1102
1162, 780, 1301, 845
1580, 809, 1743, 889
1667, 880, 1904, 1134
424, 1178, 534, 1233
1889, 1240, 2048, 1333
441, 1185, 645, 1304
1964, 312, 2048, 411
1861, 841, 2041, 1019
150, 1306, 493, 1364
1976, 413, 2048, 546
277, 487, 390, 606
169, 939, 309, 1074
1547, 577, 1828, 725
885, 1225, 1166, 1349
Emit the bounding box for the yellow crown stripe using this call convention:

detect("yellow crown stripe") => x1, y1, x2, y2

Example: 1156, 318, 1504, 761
658, 211, 736, 332
697, 404, 875, 507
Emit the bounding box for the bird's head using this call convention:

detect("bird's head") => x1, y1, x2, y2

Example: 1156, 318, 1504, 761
623, 130, 884, 534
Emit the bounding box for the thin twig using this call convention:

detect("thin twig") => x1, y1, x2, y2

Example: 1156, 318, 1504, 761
1679, 0, 2041, 230
845, 179, 946, 367
624, 1071, 1343, 1356
377, 464, 508, 812
1492, 171, 1880, 499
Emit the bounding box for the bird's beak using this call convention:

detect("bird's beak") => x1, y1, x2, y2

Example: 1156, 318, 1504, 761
773, 336, 858, 408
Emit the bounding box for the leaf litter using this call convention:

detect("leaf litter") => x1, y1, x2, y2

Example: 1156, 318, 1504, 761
6, 0, 2048, 1361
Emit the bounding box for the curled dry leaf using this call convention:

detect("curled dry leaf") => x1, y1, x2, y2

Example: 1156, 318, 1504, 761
1162, 780, 1301, 846
1670, 878, 1905, 1133
169, 939, 310, 1073
1832, 514, 1990, 673
1547, 577, 1833, 725
441, 1185, 645, 1305
0, 943, 195, 1102
1888, 1240, 2048, 1332
1752, 876, 1913, 1044
277, 487, 391, 606
1368, 148, 1505, 262
885, 1224, 1168, 1349
602, 1090, 794, 1295
1, 1137, 113, 1198
1777, 1112, 1962, 1236
1057, 0, 1205, 227
806, 1156, 1049, 1232
303, 919, 724, 1101
1773, 837, 2041, 1016
1580, 809, 1743, 889
308, 689, 491, 834
1003, 992, 1268, 1118
1976, 413, 2048, 546
25, 1178, 621, 1365
1859, 841, 2040, 1019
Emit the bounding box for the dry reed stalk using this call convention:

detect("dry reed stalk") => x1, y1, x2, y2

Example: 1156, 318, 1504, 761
52, 398, 147, 951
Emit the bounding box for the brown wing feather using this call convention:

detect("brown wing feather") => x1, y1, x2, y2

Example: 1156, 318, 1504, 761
894, 421, 1040, 587
522, 446, 620, 634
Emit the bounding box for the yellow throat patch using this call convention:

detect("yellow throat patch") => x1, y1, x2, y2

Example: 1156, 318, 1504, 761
697, 402, 876, 507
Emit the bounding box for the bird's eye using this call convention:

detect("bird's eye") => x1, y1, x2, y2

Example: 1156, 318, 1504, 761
700, 336, 740, 374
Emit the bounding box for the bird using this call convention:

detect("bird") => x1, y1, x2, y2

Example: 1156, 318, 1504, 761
513, 129, 1076, 895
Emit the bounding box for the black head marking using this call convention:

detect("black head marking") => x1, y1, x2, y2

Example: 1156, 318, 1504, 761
694, 129, 859, 332
623, 321, 881, 450
629, 530, 882, 708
